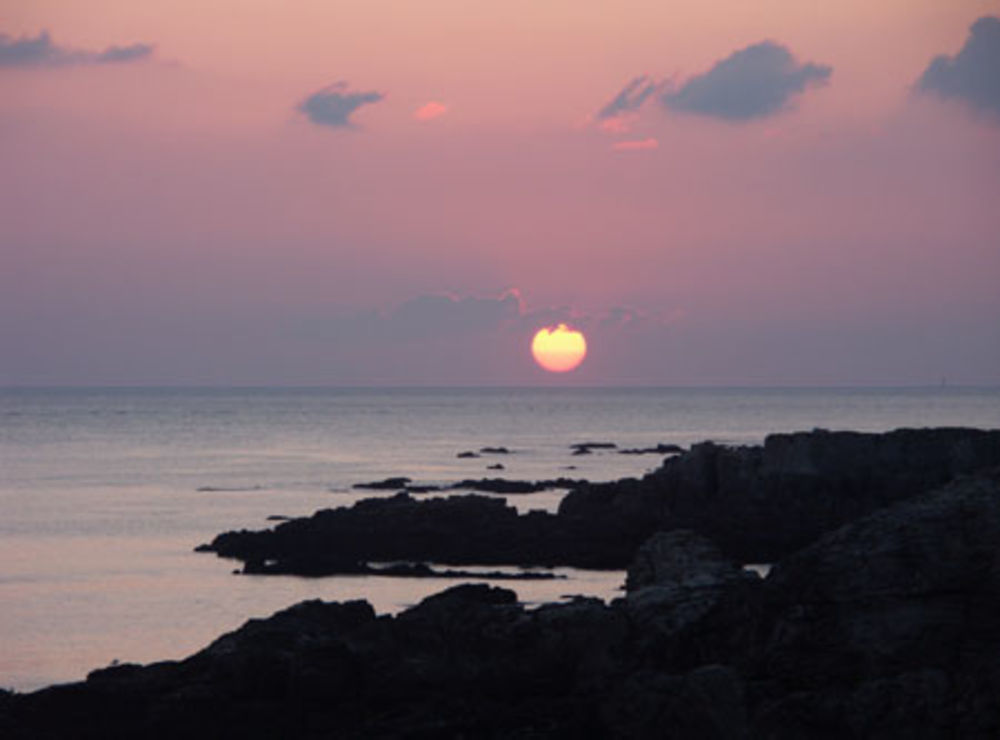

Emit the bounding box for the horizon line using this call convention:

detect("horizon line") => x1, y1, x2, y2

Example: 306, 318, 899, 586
2, 383, 998, 391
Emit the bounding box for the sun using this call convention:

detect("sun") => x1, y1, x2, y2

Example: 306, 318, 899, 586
531, 324, 587, 373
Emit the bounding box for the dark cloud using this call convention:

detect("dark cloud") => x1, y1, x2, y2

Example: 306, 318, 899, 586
661, 41, 831, 121
301, 292, 525, 344
298, 82, 384, 128
0, 30, 153, 68
597, 75, 661, 120
918, 16, 1000, 119
384, 293, 523, 339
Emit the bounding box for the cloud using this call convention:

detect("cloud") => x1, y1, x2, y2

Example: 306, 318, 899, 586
612, 138, 659, 152
0, 30, 153, 68
917, 16, 1000, 120
384, 292, 523, 339
298, 82, 384, 128
414, 101, 448, 121
96, 43, 154, 64
597, 75, 661, 120
661, 41, 831, 121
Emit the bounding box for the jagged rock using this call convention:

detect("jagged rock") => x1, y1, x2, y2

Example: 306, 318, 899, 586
750, 469, 1000, 738
625, 529, 749, 592
560, 427, 1000, 562
197, 492, 637, 574
620, 530, 762, 673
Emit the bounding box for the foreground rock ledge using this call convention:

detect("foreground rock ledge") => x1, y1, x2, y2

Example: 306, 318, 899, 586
5, 470, 1000, 738
198, 427, 1000, 574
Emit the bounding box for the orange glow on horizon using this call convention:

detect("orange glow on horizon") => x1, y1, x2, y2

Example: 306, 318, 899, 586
531, 324, 587, 373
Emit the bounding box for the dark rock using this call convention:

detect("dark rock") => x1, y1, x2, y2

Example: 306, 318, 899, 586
457, 451, 480, 458
8, 471, 1000, 738
449, 477, 586, 494
199, 492, 635, 574
619, 443, 685, 455
352, 476, 411, 490
487, 463, 505, 470
375, 563, 563, 580
480, 446, 511, 454
572, 442, 618, 451
202, 428, 1000, 576
560, 427, 1000, 562
624, 529, 752, 592
398, 484, 442, 493
746, 469, 1000, 738
196, 485, 264, 492
620, 530, 762, 672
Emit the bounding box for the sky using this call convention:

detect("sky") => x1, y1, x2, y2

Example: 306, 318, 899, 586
1, 0, 998, 386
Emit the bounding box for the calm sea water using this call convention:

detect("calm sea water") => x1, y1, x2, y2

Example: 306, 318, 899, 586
2, 386, 999, 691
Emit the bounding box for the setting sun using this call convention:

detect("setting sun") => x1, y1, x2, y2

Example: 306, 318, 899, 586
531, 324, 587, 373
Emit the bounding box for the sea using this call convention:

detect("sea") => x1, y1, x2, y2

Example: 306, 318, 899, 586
2, 386, 999, 691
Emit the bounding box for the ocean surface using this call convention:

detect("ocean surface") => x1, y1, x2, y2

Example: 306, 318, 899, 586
2, 386, 999, 691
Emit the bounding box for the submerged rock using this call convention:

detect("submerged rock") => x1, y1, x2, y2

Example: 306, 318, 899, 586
352, 476, 411, 490
448, 477, 586, 494
619, 443, 685, 455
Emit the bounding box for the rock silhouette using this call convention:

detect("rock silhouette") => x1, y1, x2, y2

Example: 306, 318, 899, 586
205, 428, 1000, 574
5, 467, 1000, 738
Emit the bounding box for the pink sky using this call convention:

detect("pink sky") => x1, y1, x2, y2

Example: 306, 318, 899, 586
1, 0, 998, 385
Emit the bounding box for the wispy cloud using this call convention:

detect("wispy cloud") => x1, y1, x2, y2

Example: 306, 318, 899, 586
612, 138, 659, 151
661, 41, 831, 121
414, 101, 448, 121
917, 16, 1000, 120
298, 82, 384, 128
0, 30, 153, 68
597, 75, 661, 120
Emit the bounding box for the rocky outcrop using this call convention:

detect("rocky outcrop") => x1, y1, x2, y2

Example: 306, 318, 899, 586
198, 492, 640, 575
560, 427, 1000, 561
203, 428, 1000, 576
748, 470, 1000, 737
8, 470, 1000, 738
624, 529, 747, 592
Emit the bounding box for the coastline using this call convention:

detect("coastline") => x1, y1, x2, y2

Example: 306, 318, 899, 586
4, 426, 1000, 737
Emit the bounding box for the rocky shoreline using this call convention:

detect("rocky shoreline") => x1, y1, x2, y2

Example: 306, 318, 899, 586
200, 427, 1000, 575
3, 427, 1000, 738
